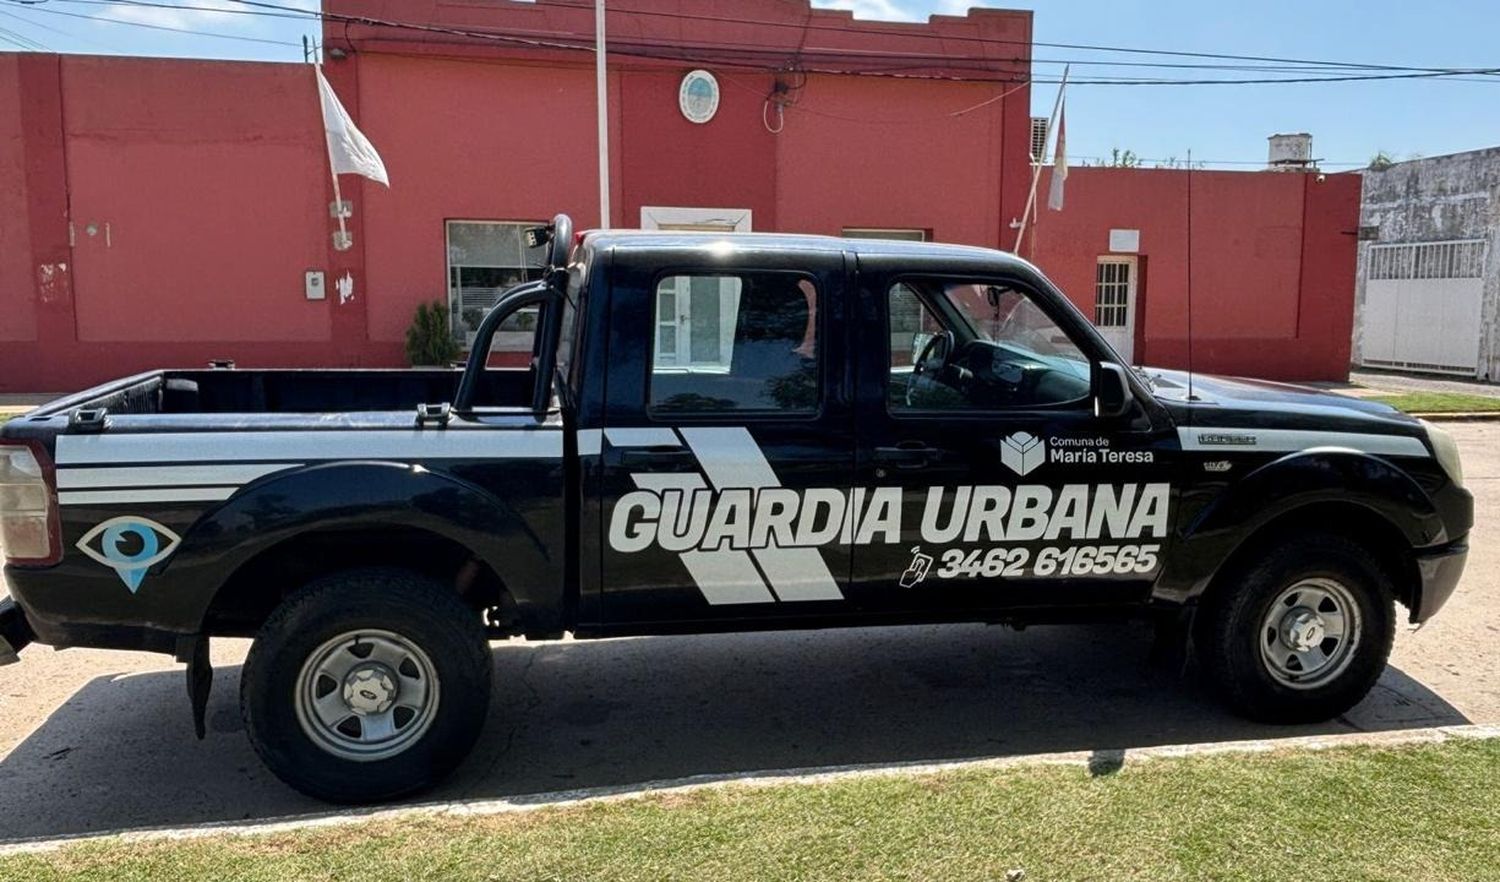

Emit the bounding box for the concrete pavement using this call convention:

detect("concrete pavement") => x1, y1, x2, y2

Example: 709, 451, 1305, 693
1, 423, 1495, 844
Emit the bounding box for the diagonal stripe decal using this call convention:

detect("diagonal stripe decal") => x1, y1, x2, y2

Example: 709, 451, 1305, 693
678, 427, 844, 603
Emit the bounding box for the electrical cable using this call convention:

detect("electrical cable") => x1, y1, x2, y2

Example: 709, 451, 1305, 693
5, 0, 303, 46
52, 0, 1500, 86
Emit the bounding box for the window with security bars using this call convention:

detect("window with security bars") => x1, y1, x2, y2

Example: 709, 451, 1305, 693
1368, 241, 1486, 281
1030, 117, 1049, 164
1095, 260, 1132, 328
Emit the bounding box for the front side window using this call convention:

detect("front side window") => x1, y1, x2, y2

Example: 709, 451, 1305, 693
650, 273, 819, 415
889, 280, 1091, 412
446, 220, 547, 348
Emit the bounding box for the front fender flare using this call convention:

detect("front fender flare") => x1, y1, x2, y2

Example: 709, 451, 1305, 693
1155, 448, 1441, 604
162, 461, 562, 634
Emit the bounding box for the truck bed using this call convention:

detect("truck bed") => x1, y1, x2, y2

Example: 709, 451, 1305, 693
26, 367, 536, 418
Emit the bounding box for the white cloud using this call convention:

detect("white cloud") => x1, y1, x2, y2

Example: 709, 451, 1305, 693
813, 0, 921, 23
934, 0, 1009, 15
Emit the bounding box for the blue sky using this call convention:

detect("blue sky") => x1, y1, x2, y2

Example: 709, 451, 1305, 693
2, 0, 1496, 168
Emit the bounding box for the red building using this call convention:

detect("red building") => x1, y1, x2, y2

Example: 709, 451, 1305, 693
0, 0, 1355, 392
1031, 166, 1361, 379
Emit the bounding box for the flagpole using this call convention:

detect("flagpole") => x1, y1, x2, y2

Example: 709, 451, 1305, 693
595, 0, 611, 230
318, 62, 352, 251
1012, 64, 1068, 254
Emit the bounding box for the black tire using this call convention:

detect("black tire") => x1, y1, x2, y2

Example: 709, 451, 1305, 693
1196, 533, 1396, 724
241, 568, 491, 803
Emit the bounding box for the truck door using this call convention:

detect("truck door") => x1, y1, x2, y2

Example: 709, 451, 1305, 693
848, 267, 1180, 614
596, 247, 855, 628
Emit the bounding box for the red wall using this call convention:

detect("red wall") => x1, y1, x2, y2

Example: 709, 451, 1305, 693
1, 0, 1036, 392
0, 2, 1361, 390
1029, 167, 1361, 380
0, 55, 341, 392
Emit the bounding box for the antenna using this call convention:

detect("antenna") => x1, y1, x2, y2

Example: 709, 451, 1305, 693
1185, 149, 1196, 402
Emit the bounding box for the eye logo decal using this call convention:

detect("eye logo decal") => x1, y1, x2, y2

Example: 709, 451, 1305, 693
76, 517, 182, 594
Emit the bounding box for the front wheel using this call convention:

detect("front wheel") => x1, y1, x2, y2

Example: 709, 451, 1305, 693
241, 568, 492, 803
1197, 534, 1396, 724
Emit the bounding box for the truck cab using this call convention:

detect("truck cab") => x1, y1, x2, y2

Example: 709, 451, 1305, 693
0, 216, 1472, 802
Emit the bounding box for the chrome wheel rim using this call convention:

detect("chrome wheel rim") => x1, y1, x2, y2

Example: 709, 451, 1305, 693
1258, 578, 1362, 690
294, 630, 440, 762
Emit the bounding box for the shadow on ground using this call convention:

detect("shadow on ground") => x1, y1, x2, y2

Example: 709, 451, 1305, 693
0, 622, 1467, 842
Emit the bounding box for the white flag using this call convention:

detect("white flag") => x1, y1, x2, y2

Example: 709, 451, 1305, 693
1047, 100, 1067, 211
316, 67, 389, 187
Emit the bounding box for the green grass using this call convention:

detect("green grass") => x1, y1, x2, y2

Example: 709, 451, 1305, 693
1367, 391, 1500, 414
4, 739, 1497, 881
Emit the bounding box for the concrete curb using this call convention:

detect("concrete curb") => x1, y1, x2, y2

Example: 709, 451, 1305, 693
1412, 411, 1500, 422
3, 723, 1496, 857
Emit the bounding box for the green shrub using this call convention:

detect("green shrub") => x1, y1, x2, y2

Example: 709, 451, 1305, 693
405, 301, 462, 367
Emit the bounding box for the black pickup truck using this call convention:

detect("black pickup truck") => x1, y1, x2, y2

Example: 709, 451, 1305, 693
0, 216, 1472, 802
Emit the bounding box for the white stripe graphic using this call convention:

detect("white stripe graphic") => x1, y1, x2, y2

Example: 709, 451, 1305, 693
60, 488, 238, 506
606, 428, 681, 448
679, 427, 844, 603
1176, 427, 1429, 458
56, 430, 562, 465
577, 429, 603, 457
678, 550, 777, 605
57, 463, 302, 490
628, 470, 774, 605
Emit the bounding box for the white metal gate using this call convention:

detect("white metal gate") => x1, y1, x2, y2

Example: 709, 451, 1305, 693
1361, 240, 1487, 376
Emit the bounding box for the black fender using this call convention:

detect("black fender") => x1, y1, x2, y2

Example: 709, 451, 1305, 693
1154, 449, 1442, 605
163, 461, 563, 635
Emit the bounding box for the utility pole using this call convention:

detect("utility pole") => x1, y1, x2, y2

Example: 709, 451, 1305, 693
595, 0, 611, 230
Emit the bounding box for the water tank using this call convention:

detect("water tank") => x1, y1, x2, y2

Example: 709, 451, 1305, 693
1267, 133, 1314, 170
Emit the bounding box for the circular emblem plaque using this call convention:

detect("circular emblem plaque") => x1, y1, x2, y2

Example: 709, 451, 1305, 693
678, 69, 720, 124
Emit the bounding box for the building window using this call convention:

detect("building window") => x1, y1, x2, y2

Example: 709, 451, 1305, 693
649, 273, 819, 415
446, 220, 547, 348
842, 228, 928, 242
1094, 260, 1132, 328
1030, 117, 1050, 165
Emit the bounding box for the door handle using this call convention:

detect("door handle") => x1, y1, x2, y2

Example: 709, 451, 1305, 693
873, 445, 938, 470
619, 448, 698, 468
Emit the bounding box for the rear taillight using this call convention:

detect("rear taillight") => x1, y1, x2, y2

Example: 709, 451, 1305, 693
0, 442, 59, 566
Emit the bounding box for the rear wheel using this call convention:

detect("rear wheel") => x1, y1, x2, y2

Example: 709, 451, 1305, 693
1197, 534, 1396, 724
241, 568, 491, 802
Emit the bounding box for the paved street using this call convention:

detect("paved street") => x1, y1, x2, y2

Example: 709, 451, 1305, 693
1, 423, 1495, 844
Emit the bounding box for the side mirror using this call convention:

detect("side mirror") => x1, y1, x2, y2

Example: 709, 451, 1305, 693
1096, 362, 1134, 419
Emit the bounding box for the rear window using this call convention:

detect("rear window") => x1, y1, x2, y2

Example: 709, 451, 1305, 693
648, 272, 820, 415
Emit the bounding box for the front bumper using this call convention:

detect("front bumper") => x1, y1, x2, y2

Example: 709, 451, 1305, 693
0, 596, 33, 665
1412, 540, 1468, 624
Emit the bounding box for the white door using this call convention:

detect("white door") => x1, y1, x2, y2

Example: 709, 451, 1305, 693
1360, 241, 1486, 376
643, 207, 753, 371
1094, 257, 1138, 364
652, 276, 742, 369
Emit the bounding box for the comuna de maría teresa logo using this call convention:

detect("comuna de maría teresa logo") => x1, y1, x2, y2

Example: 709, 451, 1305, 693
1000, 432, 1046, 477
76, 516, 182, 594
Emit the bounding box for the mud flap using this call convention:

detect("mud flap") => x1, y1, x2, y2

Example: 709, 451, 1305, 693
175, 635, 212, 740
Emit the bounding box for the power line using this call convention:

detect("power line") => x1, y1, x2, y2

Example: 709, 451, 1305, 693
0, 20, 47, 50
4, 1, 303, 47
41, 0, 1500, 86
538, 0, 1500, 79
